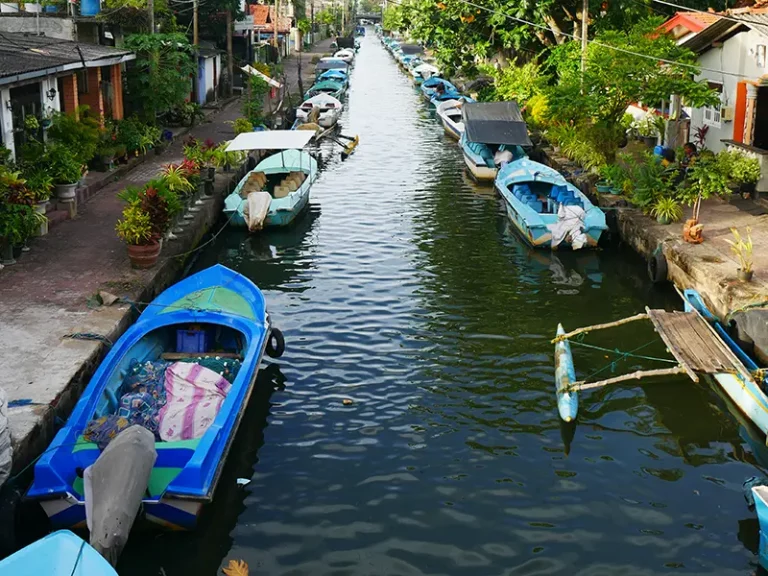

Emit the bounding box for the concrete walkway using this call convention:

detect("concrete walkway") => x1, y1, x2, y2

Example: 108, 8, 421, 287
0, 99, 243, 473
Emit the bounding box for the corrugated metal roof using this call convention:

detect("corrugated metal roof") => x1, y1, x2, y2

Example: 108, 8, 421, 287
462, 101, 531, 146
0, 32, 134, 81
681, 18, 748, 52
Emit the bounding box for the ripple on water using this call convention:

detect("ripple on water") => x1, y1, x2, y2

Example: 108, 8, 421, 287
116, 32, 762, 576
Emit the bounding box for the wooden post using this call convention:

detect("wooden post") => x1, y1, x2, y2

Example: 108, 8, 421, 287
148, 0, 154, 34
580, 0, 588, 84
274, 0, 279, 55
574, 366, 688, 392
551, 313, 649, 344
226, 9, 234, 96
193, 0, 199, 45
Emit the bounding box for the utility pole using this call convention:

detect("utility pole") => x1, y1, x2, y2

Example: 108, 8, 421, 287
580, 0, 588, 78
274, 0, 279, 57
148, 0, 154, 34
193, 0, 199, 44
226, 9, 233, 96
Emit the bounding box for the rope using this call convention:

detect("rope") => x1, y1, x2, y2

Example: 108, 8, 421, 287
63, 333, 113, 348
578, 339, 664, 384
568, 339, 678, 365
69, 539, 86, 576
726, 300, 768, 323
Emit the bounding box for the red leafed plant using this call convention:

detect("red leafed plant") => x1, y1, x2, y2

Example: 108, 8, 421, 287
139, 186, 170, 238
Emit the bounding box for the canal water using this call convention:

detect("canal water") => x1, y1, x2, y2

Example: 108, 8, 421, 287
119, 33, 766, 576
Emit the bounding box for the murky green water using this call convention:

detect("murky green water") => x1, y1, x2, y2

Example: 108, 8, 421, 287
119, 33, 767, 576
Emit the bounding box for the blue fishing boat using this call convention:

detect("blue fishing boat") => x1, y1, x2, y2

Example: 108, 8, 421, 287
305, 79, 346, 101
0, 530, 117, 575
318, 69, 349, 89
421, 77, 456, 101
459, 101, 532, 182
682, 289, 768, 435
496, 158, 607, 249
429, 88, 464, 107
314, 58, 348, 79
27, 265, 282, 530
223, 131, 318, 231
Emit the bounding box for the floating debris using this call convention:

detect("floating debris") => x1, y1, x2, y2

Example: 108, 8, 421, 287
236, 478, 251, 487
342, 398, 353, 405
223, 559, 249, 576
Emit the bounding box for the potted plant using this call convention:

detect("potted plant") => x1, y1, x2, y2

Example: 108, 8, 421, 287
47, 144, 83, 200
731, 153, 761, 198
678, 154, 728, 244
24, 169, 54, 214
99, 146, 117, 170
650, 197, 682, 225
725, 226, 753, 281
598, 164, 624, 195
115, 204, 161, 268
635, 114, 660, 148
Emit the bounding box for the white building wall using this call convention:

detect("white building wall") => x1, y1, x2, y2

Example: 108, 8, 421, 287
0, 87, 13, 159
40, 76, 61, 119
693, 28, 768, 152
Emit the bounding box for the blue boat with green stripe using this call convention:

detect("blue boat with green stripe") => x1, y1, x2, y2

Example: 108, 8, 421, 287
26, 265, 284, 530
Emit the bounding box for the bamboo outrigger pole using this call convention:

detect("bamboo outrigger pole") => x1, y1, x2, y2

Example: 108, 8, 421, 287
573, 366, 688, 392
551, 313, 648, 344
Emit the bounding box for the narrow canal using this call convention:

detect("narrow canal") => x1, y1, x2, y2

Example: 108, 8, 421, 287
120, 32, 765, 576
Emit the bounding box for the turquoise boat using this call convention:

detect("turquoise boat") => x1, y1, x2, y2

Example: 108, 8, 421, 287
318, 69, 349, 89
27, 265, 280, 530
420, 77, 456, 101
0, 530, 116, 575
496, 158, 607, 249
223, 130, 319, 230
305, 79, 345, 101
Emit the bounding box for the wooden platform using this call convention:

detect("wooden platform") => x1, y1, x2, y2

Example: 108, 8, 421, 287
646, 308, 750, 381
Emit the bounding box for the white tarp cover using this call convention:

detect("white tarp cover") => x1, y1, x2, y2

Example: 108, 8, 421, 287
414, 63, 439, 74
0, 388, 11, 487
240, 65, 282, 88
225, 130, 314, 152
300, 93, 342, 109
548, 205, 588, 250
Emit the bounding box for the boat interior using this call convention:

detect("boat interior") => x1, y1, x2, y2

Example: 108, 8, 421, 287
66, 322, 247, 498
506, 180, 583, 219
240, 170, 308, 200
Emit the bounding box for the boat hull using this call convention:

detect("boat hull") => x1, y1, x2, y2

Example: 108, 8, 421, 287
555, 324, 578, 422
462, 151, 496, 181
265, 183, 311, 227
0, 530, 117, 575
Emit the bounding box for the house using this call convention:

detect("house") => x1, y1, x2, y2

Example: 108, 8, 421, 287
0, 32, 134, 160
660, 9, 768, 190
196, 44, 224, 105
0, 2, 117, 45
250, 3, 293, 58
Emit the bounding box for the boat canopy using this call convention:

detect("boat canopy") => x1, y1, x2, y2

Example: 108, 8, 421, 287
316, 58, 349, 71
225, 130, 314, 152
414, 63, 440, 75
399, 43, 422, 55
319, 69, 348, 80
256, 149, 318, 174
462, 101, 532, 146
240, 65, 282, 88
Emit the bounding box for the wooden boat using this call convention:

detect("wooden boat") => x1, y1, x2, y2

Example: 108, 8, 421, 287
27, 265, 280, 530
318, 69, 349, 89
314, 58, 348, 80
436, 98, 469, 139
552, 288, 762, 425
223, 131, 319, 230
420, 77, 456, 101
555, 324, 578, 422
0, 530, 118, 575
411, 63, 439, 85
495, 158, 607, 249
295, 93, 342, 129
334, 49, 355, 64
304, 79, 345, 101
460, 101, 531, 182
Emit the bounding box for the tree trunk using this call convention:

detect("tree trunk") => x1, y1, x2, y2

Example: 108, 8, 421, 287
297, 33, 304, 97
226, 9, 234, 97
542, 14, 567, 44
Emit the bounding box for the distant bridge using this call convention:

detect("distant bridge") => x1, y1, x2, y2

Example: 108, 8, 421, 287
357, 12, 382, 22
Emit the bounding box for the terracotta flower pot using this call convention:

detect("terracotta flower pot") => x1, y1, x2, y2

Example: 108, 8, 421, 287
738, 268, 753, 282
127, 241, 161, 269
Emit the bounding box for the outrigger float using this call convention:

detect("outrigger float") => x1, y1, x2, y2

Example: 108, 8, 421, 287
553, 288, 767, 428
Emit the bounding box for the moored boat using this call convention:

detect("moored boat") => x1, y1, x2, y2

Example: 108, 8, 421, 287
27, 265, 281, 530
295, 93, 342, 129
495, 158, 607, 249
0, 530, 118, 575
334, 48, 355, 64
223, 131, 319, 230
305, 79, 345, 101
420, 76, 457, 101
460, 101, 531, 182
314, 58, 348, 80
318, 69, 349, 89
411, 63, 440, 85
436, 97, 471, 139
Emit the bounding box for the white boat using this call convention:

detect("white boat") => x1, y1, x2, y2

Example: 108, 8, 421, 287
296, 93, 342, 128
223, 131, 319, 231
334, 49, 355, 64
411, 63, 440, 84
435, 98, 466, 140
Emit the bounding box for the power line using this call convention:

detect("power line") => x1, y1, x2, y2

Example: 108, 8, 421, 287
386, 0, 754, 80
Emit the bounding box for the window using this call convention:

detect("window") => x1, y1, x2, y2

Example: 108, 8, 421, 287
703, 81, 723, 128
77, 69, 89, 94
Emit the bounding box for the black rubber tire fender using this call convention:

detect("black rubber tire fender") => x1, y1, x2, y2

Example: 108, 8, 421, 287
648, 246, 668, 284
266, 327, 286, 359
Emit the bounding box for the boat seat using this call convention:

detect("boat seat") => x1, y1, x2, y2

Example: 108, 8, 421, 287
285, 180, 298, 192
273, 185, 290, 199
528, 200, 544, 213
513, 184, 531, 198
240, 172, 266, 197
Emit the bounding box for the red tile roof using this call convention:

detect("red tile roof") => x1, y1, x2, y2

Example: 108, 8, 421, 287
250, 4, 270, 25
249, 4, 291, 33
658, 11, 721, 36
